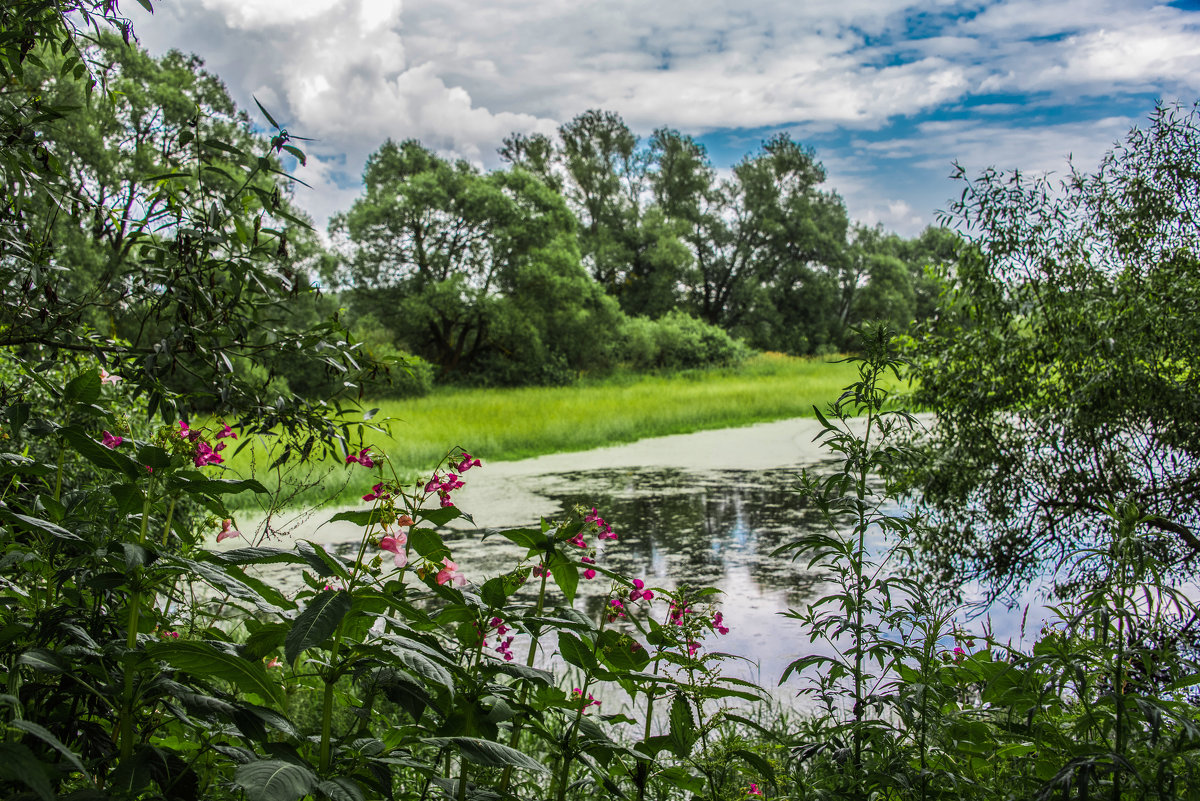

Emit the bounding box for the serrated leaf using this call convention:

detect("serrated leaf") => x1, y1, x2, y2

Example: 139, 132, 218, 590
318, 777, 365, 801
285, 591, 351, 664
148, 640, 283, 705
64, 370, 101, 405
558, 631, 598, 672
0, 742, 55, 800
549, 553, 578, 605
423, 737, 548, 773
234, 760, 316, 801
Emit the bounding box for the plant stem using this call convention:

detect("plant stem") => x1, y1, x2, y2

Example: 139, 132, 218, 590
499, 562, 551, 793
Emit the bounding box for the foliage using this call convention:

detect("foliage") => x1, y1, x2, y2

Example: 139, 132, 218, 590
901, 102, 1200, 599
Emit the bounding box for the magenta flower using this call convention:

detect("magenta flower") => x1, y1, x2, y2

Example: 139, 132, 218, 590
215, 423, 237, 440
101, 431, 123, 449
748, 782, 764, 796
379, 533, 408, 568
456, 453, 482, 472
436, 558, 467, 587
362, 482, 390, 502
346, 447, 375, 468
584, 569, 596, 580
193, 441, 224, 467
216, 519, 240, 543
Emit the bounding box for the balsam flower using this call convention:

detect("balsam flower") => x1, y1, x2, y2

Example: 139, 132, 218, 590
345, 447, 375, 468
101, 431, 123, 449
99, 369, 121, 385
748, 783, 764, 796
216, 519, 240, 543
379, 532, 408, 568
436, 558, 467, 587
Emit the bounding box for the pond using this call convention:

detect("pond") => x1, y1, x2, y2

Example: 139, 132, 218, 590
244, 416, 1039, 708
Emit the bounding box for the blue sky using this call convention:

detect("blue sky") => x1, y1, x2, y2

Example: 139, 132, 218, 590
130, 0, 1200, 236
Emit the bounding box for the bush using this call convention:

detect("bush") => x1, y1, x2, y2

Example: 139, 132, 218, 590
617, 310, 750, 371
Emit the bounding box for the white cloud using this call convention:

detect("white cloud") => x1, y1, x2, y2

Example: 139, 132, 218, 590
127, 0, 1200, 232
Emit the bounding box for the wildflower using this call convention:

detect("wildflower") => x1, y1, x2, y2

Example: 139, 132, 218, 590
215, 423, 237, 440
159, 629, 179, 639
571, 688, 601, 712
216, 519, 240, 543
194, 441, 223, 467
99, 368, 121, 385
362, 482, 390, 502
178, 420, 201, 442
584, 569, 596, 580
379, 533, 408, 568
687, 641, 700, 658
748, 783, 764, 796
436, 558, 467, 587
101, 430, 123, 449
265, 657, 281, 669
714, 611, 729, 636
345, 447, 375, 468
456, 452, 482, 472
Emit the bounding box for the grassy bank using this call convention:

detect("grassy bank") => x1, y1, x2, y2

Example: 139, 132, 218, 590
225, 353, 867, 509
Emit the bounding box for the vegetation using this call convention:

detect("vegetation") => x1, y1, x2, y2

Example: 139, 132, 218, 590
900, 102, 1200, 602
1, 5, 1199, 801
222, 352, 863, 509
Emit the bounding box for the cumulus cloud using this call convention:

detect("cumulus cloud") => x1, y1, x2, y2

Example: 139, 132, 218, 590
127, 0, 1200, 231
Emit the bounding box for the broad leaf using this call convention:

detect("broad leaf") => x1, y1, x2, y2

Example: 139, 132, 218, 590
148, 640, 283, 705
234, 760, 317, 801
285, 590, 351, 664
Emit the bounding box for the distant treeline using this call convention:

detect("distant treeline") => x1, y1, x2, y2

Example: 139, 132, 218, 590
23, 34, 959, 400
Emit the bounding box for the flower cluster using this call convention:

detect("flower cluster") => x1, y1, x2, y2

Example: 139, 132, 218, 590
436, 557, 466, 587
102, 431, 123, 449
487, 617, 515, 661
180, 420, 234, 467
607, 598, 628, 623
747, 782, 764, 796
455, 452, 482, 472
345, 447, 375, 468
571, 687, 601, 713
629, 578, 653, 602
425, 472, 465, 508
584, 507, 616, 541
363, 482, 391, 502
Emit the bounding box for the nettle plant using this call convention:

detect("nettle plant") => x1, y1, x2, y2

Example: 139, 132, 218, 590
0, 360, 779, 801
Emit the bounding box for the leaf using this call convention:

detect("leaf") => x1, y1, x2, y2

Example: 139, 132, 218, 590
296, 541, 352, 580
318, 777, 365, 801
285, 591, 351, 664
326, 509, 378, 527
549, 553, 578, 605
490, 526, 544, 551
64, 370, 101, 405
17, 649, 65, 674
0, 742, 55, 801
0, 508, 81, 541
423, 737, 549, 773
233, 760, 317, 801
731, 748, 776, 785
409, 528, 450, 562
418, 506, 467, 526
10, 720, 89, 779
253, 96, 280, 129
557, 631, 598, 672
148, 640, 283, 705
175, 477, 269, 496
668, 694, 696, 756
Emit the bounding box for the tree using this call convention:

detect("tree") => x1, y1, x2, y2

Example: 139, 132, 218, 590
902, 103, 1200, 600
331, 139, 622, 382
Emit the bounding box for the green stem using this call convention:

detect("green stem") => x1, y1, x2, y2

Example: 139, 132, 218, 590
499, 563, 551, 794
120, 480, 154, 760
318, 628, 345, 773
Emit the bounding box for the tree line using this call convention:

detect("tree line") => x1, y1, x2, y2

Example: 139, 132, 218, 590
18, 32, 959, 395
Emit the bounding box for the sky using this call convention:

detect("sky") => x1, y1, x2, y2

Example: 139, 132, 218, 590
128, 0, 1200, 238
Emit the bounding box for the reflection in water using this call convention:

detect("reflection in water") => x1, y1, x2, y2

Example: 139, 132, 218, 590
424, 466, 837, 699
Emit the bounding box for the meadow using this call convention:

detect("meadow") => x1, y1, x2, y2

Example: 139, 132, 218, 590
225, 352, 867, 508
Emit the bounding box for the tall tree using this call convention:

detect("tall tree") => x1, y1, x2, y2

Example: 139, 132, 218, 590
332, 139, 620, 381
902, 103, 1200, 599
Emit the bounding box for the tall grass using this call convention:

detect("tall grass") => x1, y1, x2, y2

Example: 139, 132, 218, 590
225, 353, 864, 509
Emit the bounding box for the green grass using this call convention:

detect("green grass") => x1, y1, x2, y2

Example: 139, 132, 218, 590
225, 353, 867, 509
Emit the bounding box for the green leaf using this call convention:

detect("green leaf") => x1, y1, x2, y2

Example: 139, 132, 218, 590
253, 96, 280, 129
549, 552, 578, 605
418, 506, 468, 526
0, 742, 54, 801
0, 508, 81, 541
64, 370, 101, 405
234, 760, 317, 801
409, 528, 450, 562
318, 777, 365, 801
423, 737, 549, 773
490, 526, 544, 551
137, 445, 172, 470
668, 694, 696, 756
10, 719, 89, 779
148, 640, 283, 705
60, 427, 140, 480
296, 541, 353, 580
175, 477, 268, 496
557, 631, 598, 672
731, 748, 776, 785
327, 509, 378, 527
17, 649, 64, 674
285, 591, 351, 664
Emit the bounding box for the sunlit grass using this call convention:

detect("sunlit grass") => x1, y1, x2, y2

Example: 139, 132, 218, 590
225, 353, 879, 509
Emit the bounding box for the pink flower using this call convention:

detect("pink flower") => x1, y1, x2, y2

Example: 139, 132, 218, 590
379, 533, 408, 568
456, 453, 482, 472
265, 657, 281, 669
363, 482, 390, 502
216, 519, 240, 543
687, 641, 700, 658
193, 441, 223, 467
99, 369, 121, 385
101, 431, 123, 449
436, 558, 467, 587
584, 569, 596, 580
346, 447, 375, 468
178, 420, 200, 442
748, 783, 764, 796
215, 424, 237, 440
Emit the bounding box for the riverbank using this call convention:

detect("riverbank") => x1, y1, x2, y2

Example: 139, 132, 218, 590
226, 353, 883, 509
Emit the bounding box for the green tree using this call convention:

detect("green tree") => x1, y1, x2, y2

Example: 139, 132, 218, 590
332, 139, 621, 382
902, 102, 1200, 598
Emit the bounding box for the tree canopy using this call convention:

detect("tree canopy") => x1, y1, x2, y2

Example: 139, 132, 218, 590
902, 102, 1200, 599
